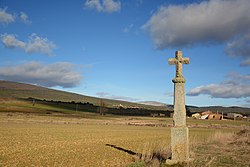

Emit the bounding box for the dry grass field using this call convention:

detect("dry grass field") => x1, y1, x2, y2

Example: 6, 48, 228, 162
0, 112, 249, 167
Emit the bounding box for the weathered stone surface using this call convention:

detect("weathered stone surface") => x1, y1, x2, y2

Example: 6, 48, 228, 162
169, 50, 190, 78
171, 127, 189, 161
168, 50, 190, 163
173, 82, 186, 127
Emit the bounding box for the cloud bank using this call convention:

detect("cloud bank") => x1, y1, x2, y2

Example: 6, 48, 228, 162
84, 0, 121, 13
187, 73, 250, 98
0, 62, 82, 88
144, 0, 250, 49
144, 0, 250, 65
1, 33, 56, 56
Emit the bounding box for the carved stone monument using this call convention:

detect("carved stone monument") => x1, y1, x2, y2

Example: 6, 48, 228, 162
167, 50, 190, 164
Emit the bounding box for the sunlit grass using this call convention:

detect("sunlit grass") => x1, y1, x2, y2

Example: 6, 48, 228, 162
0, 112, 249, 166
0, 116, 171, 166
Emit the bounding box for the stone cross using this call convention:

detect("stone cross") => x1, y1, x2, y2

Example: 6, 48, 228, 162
169, 51, 190, 78
166, 50, 190, 164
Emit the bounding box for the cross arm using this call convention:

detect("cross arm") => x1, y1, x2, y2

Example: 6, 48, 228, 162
168, 58, 177, 65
181, 57, 190, 64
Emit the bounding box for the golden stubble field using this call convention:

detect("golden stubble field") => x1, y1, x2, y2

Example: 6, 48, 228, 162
0, 112, 249, 167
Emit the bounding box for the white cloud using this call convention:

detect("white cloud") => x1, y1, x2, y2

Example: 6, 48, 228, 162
188, 84, 250, 98
0, 7, 15, 25
225, 32, 250, 66
25, 34, 56, 56
1, 33, 56, 56
227, 72, 250, 82
240, 59, 250, 66
0, 8, 32, 25
1, 34, 26, 49
20, 12, 31, 24
85, 0, 103, 12
84, 0, 121, 13
187, 73, 250, 98
226, 33, 250, 57
103, 0, 121, 13
0, 62, 82, 88
144, 0, 250, 49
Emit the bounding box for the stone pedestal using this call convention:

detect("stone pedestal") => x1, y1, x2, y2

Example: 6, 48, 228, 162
171, 127, 189, 161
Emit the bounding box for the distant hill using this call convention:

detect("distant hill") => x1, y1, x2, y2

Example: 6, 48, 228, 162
139, 101, 167, 107
0, 80, 166, 111
0, 80, 249, 116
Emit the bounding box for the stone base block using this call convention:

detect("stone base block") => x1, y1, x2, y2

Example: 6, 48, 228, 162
166, 158, 193, 166
170, 127, 189, 162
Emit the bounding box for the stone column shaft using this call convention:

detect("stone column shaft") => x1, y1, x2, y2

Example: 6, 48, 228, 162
170, 77, 189, 162
173, 81, 186, 127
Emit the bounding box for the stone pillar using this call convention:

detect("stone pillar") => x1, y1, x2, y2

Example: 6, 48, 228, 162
173, 77, 186, 127
171, 77, 189, 162
167, 50, 190, 164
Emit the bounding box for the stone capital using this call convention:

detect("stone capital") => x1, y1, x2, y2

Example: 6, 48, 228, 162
172, 77, 186, 83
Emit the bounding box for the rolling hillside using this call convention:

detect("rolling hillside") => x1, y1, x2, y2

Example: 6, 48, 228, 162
0, 80, 167, 111
0, 80, 249, 116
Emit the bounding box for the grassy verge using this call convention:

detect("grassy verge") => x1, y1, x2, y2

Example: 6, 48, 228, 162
191, 128, 250, 167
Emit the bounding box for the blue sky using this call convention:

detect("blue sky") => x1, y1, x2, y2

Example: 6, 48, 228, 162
0, 0, 250, 107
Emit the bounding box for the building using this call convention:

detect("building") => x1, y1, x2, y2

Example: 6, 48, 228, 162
227, 113, 243, 120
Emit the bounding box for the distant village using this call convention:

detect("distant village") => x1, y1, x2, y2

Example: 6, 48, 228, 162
191, 110, 249, 121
